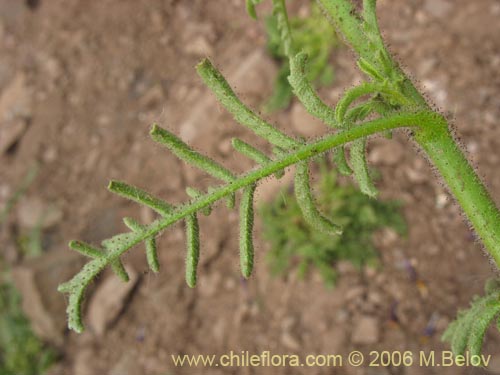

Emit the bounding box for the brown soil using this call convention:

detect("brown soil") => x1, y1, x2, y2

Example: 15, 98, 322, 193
1, 0, 500, 374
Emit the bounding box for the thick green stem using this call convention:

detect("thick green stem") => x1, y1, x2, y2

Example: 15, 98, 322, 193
415, 126, 500, 267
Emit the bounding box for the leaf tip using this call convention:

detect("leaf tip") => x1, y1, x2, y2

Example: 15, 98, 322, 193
196, 57, 211, 72
107, 180, 118, 191
150, 123, 161, 137
57, 282, 71, 293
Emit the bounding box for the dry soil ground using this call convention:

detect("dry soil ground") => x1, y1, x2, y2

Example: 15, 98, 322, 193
1, 0, 500, 374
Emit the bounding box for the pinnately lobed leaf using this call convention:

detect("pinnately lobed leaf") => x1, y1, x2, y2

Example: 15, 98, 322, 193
232, 138, 285, 179
271, 0, 294, 57
288, 52, 339, 129
58, 2, 500, 358
350, 138, 378, 198
246, 0, 264, 20
58, 108, 452, 333
232, 138, 271, 166
145, 237, 160, 273
294, 161, 342, 235
108, 180, 173, 216
68, 240, 103, 259
196, 59, 299, 150
332, 146, 353, 176
239, 184, 257, 278
150, 124, 235, 183
185, 213, 200, 288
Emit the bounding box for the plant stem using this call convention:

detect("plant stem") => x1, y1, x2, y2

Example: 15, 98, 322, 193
318, 0, 500, 267
415, 126, 500, 267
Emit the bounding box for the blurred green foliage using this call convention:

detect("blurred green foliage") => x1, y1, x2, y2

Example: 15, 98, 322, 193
264, 2, 337, 112
261, 161, 406, 287
0, 277, 56, 375
0, 163, 55, 375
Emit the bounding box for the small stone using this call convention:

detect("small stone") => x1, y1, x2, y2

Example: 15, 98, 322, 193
139, 84, 164, 109
322, 328, 345, 352
435, 193, 448, 209
43, 56, 62, 81
379, 227, 399, 247
224, 277, 236, 290
217, 136, 233, 156
290, 101, 325, 138
11, 249, 85, 345
421, 79, 448, 109
0, 119, 27, 154
17, 197, 63, 229
466, 140, 479, 155
368, 141, 404, 166
83, 148, 100, 172
417, 58, 438, 77
364, 266, 377, 279
281, 316, 296, 331
367, 291, 383, 306
488, 357, 500, 375
140, 205, 155, 225
424, 0, 452, 18
87, 266, 139, 336
336, 308, 349, 323
212, 318, 226, 345
179, 120, 198, 143
0, 73, 31, 121
198, 271, 222, 298
185, 35, 213, 56
73, 348, 96, 375
234, 303, 251, 326
110, 354, 142, 375
281, 330, 301, 351
351, 316, 380, 345
336, 260, 357, 275
406, 168, 427, 184
45, 362, 65, 375
345, 286, 365, 302
43, 146, 58, 163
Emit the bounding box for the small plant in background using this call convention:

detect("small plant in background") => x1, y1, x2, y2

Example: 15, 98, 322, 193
0, 277, 56, 375
442, 279, 500, 358
263, 1, 337, 111
58, 0, 500, 362
0, 165, 56, 375
0, 164, 37, 226
262, 160, 405, 287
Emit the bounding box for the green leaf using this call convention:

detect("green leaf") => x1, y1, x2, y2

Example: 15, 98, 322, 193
294, 161, 342, 235
110, 258, 129, 282
151, 124, 236, 183
59, 109, 441, 333
350, 138, 378, 198
271, 0, 294, 57
69, 240, 104, 259
185, 213, 200, 288
196, 58, 299, 150
145, 237, 160, 273
239, 184, 257, 278
108, 180, 173, 217
288, 52, 338, 129
246, 0, 264, 20
442, 280, 500, 361
332, 146, 352, 176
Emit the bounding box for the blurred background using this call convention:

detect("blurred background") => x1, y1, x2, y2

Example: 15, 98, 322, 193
1, 0, 500, 374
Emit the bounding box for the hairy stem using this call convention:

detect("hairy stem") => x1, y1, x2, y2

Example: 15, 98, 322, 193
415, 126, 500, 266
